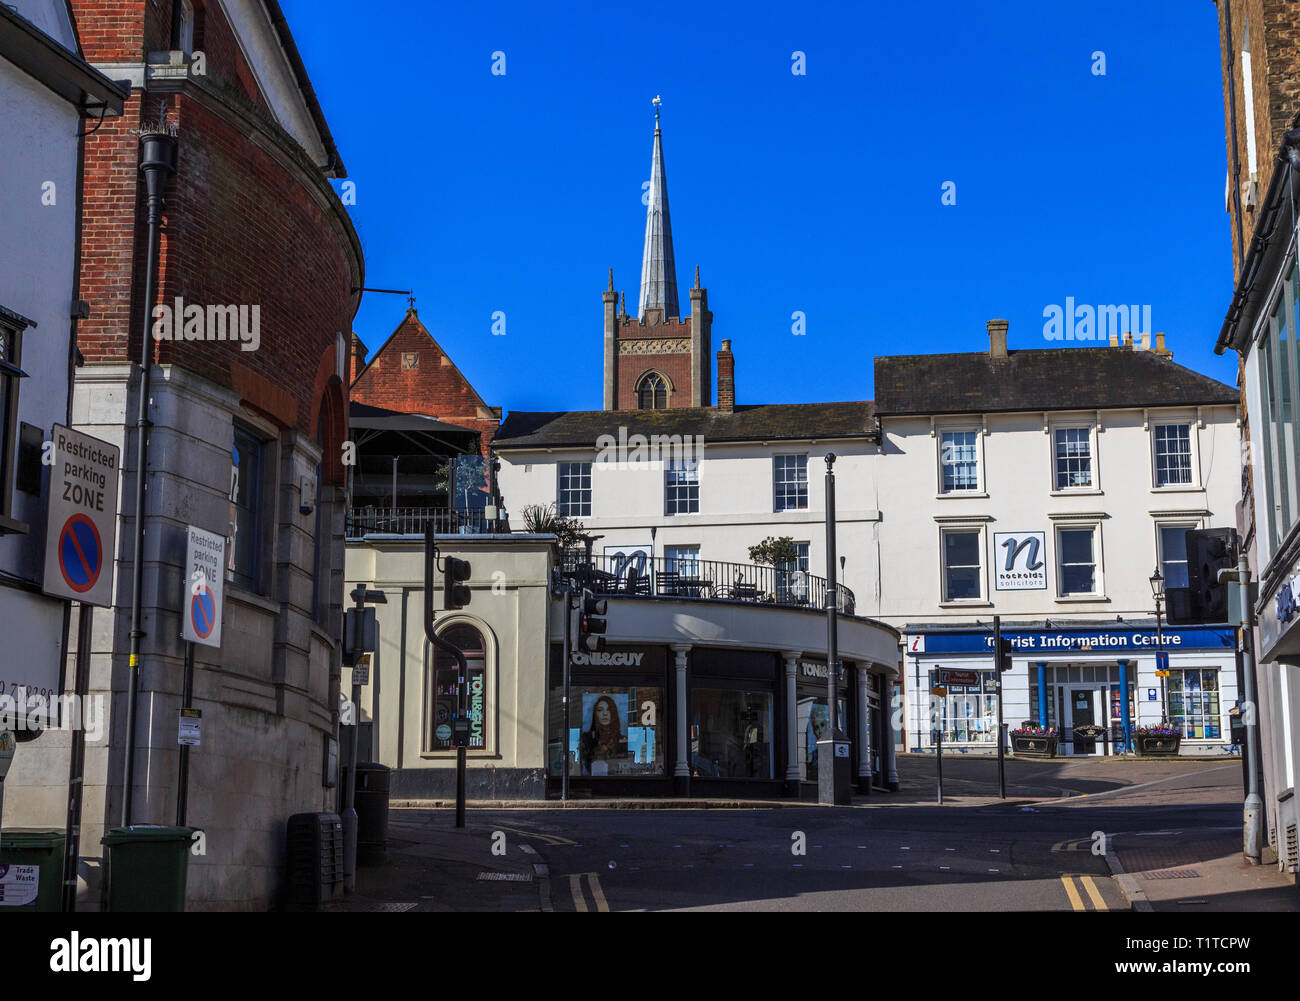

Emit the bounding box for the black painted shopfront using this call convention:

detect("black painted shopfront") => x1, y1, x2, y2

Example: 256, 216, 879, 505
546, 643, 878, 798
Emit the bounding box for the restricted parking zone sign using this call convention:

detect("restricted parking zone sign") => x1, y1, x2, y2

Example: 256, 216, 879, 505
182, 525, 225, 648
42, 424, 120, 608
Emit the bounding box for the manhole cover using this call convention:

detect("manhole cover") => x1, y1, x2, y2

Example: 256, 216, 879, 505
1137, 868, 1201, 880
372, 901, 419, 912
477, 871, 534, 882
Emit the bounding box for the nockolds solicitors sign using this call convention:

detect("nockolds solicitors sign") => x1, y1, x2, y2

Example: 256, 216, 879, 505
993, 532, 1047, 591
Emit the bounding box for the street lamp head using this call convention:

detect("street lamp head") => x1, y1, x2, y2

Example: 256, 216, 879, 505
1149, 567, 1165, 600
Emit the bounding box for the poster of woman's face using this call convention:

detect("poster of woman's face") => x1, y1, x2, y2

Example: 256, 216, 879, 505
584, 693, 628, 738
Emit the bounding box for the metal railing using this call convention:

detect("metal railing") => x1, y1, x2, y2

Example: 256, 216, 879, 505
556, 552, 856, 615
347, 506, 501, 537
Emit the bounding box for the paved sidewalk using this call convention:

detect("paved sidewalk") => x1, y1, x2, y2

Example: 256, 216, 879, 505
1107, 832, 1298, 912
333, 812, 549, 912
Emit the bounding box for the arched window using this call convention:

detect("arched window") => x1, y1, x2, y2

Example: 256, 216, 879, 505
429, 623, 487, 750
637, 372, 667, 410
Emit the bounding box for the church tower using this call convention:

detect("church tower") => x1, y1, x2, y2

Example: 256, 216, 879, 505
603, 99, 712, 411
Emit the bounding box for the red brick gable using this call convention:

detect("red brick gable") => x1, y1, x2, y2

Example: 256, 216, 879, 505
350, 310, 500, 456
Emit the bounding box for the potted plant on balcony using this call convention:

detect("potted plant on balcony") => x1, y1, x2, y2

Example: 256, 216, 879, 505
1133, 725, 1182, 757
1009, 725, 1058, 758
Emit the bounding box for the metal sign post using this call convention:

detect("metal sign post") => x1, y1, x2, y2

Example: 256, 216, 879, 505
424, 525, 470, 828
993, 615, 1006, 800
561, 581, 573, 802
60, 605, 92, 911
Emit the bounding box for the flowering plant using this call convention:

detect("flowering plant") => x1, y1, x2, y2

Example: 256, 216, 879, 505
1133, 725, 1182, 737
1011, 726, 1056, 736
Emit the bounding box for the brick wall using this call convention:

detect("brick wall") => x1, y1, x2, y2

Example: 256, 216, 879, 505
1215, 0, 1300, 278
72, 0, 359, 438
613, 314, 697, 410
350, 311, 500, 456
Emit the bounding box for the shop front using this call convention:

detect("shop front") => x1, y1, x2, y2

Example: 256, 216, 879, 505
902, 623, 1237, 757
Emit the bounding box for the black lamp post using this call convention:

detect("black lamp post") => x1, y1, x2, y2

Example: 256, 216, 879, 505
121, 126, 177, 828
1149, 567, 1167, 725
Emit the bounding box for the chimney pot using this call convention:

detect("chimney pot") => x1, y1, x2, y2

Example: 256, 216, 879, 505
986, 319, 1009, 359
1123, 331, 1133, 348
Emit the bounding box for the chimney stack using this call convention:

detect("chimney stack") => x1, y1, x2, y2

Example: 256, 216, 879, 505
349, 332, 368, 385
717, 339, 735, 413
1154, 331, 1172, 359
987, 319, 1009, 359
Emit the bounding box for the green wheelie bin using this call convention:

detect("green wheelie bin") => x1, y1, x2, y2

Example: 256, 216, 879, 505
0, 829, 65, 912
102, 825, 195, 912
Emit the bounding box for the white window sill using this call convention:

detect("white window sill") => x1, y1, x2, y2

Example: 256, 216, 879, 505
939, 600, 993, 608
1150, 485, 1201, 493
1049, 488, 1102, 497
1054, 595, 1110, 603
936, 492, 987, 499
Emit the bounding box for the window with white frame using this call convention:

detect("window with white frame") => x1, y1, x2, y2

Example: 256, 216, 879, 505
0, 310, 29, 530
941, 529, 982, 601
775, 541, 811, 602
1053, 427, 1093, 489
939, 430, 979, 493
664, 456, 699, 515
1256, 262, 1300, 553
1158, 524, 1194, 590
929, 669, 996, 743
1153, 423, 1194, 486
664, 545, 699, 575
1056, 525, 1099, 596
773, 454, 808, 511
557, 461, 591, 517
1168, 669, 1221, 740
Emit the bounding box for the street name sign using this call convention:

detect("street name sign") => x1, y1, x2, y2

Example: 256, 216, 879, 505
936, 668, 980, 687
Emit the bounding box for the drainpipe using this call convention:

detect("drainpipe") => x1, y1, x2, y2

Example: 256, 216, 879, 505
121, 128, 177, 827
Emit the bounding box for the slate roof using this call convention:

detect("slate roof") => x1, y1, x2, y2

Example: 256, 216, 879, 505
493, 402, 877, 449
873, 347, 1238, 416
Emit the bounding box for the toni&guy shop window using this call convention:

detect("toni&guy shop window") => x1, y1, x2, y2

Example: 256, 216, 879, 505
427, 623, 488, 751
549, 644, 666, 777
689, 648, 779, 780
796, 659, 848, 780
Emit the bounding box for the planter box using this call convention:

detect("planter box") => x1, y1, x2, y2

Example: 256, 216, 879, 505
1011, 734, 1057, 758
1135, 734, 1182, 757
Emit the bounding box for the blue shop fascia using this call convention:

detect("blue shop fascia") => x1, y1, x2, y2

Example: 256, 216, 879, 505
900, 619, 1239, 757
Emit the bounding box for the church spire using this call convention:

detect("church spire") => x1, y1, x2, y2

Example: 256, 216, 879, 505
638, 96, 679, 320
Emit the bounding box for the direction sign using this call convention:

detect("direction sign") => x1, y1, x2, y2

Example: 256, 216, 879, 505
936, 668, 980, 687
1155, 651, 1170, 672
181, 525, 225, 648
42, 425, 120, 607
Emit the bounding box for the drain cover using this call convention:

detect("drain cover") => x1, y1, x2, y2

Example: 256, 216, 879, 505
1137, 868, 1201, 880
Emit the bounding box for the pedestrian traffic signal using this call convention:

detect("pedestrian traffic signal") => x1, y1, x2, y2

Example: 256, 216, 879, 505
578, 588, 607, 653
443, 556, 471, 610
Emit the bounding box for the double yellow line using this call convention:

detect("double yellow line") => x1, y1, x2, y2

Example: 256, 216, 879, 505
568, 872, 610, 912
1060, 873, 1108, 911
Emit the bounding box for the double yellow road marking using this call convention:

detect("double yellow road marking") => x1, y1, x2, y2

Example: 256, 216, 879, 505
1061, 873, 1108, 911
568, 872, 610, 912
491, 823, 576, 847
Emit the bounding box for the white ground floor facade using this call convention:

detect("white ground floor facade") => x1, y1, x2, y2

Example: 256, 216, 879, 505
900, 622, 1239, 757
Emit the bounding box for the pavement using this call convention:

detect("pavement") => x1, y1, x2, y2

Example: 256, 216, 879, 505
335, 755, 1298, 912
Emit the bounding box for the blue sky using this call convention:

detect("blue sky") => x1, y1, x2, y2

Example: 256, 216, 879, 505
285, 0, 1239, 413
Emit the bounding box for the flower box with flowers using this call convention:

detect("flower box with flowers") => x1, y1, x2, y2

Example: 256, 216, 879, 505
1010, 726, 1058, 758
1133, 726, 1182, 757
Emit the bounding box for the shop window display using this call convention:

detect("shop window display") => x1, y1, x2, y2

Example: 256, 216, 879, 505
566, 687, 664, 776
689, 689, 773, 778
1168, 669, 1220, 739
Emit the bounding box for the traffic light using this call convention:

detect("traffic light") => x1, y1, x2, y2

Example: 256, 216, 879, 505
443, 556, 471, 610
997, 634, 1015, 673
578, 588, 607, 653
1167, 528, 1238, 625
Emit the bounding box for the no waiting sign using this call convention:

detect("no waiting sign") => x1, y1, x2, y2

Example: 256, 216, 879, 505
181, 525, 225, 648
42, 424, 120, 607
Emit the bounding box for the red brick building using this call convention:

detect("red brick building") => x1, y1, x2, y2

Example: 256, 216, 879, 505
350, 309, 501, 458
10, 0, 365, 909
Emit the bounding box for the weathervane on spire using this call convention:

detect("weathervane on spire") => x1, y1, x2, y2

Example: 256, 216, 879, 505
653, 94, 661, 127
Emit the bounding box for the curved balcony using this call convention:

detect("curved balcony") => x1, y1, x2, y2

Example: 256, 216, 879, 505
556, 552, 856, 616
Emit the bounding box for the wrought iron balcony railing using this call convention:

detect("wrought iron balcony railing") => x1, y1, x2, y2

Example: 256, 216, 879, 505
347, 506, 501, 538
556, 552, 856, 616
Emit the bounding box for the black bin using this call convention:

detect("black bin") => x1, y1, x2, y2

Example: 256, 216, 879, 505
354, 762, 391, 866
